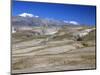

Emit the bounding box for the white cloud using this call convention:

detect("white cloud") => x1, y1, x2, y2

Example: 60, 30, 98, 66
19, 13, 34, 17
35, 15, 39, 18
63, 20, 69, 23
64, 20, 79, 25
69, 21, 79, 25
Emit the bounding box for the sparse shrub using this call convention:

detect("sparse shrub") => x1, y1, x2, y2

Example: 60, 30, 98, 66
82, 42, 89, 47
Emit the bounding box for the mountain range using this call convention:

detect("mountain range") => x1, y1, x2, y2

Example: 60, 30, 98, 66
12, 13, 80, 27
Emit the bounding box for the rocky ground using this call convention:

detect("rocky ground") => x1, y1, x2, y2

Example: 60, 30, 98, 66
12, 26, 96, 74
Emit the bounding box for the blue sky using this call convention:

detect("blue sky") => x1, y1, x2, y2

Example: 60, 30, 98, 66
12, 1, 96, 26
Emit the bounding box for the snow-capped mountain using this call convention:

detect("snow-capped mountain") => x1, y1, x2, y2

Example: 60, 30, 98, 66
12, 13, 81, 28
12, 13, 41, 27
19, 13, 34, 17
19, 13, 39, 18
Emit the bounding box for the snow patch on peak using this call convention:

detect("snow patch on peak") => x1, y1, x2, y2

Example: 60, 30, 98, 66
19, 13, 34, 17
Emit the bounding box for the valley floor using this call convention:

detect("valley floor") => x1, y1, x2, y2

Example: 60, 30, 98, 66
12, 37, 96, 74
